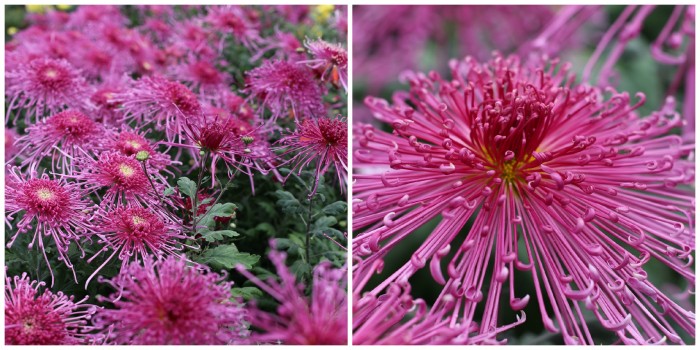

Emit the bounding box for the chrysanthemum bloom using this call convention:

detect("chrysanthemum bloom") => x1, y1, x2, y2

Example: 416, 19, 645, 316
353, 55, 695, 344
5, 273, 99, 345
84, 206, 187, 287
5, 128, 20, 162
73, 151, 165, 207
5, 168, 94, 285
246, 59, 325, 119
279, 116, 348, 197
250, 30, 305, 63
300, 39, 348, 92
13, 110, 105, 174
205, 5, 261, 51
236, 247, 347, 345
5, 58, 89, 123
117, 75, 202, 142
175, 59, 230, 96
90, 83, 128, 126
93, 255, 248, 345
172, 114, 278, 191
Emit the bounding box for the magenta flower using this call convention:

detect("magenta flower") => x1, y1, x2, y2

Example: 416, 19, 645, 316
353, 55, 695, 344
94, 255, 248, 345
300, 39, 348, 92
107, 128, 176, 174
5, 273, 99, 345
13, 110, 105, 174
73, 151, 165, 207
5, 58, 89, 123
117, 75, 202, 142
5, 168, 94, 285
175, 59, 230, 96
279, 115, 348, 196
205, 5, 261, 50
84, 205, 188, 287
5, 128, 20, 162
250, 30, 306, 63
246, 59, 325, 119
236, 247, 347, 345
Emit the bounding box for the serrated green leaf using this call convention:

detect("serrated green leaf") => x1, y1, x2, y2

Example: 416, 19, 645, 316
230, 286, 263, 300
322, 201, 347, 216
177, 177, 197, 199
314, 215, 337, 229
196, 244, 259, 270
197, 203, 237, 231
274, 190, 302, 214
200, 229, 240, 242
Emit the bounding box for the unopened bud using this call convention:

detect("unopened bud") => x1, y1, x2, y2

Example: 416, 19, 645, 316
242, 135, 254, 145
135, 150, 150, 161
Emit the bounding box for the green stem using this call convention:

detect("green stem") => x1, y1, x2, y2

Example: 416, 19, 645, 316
305, 193, 315, 265
192, 152, 209, 233
141, 160, 163, 204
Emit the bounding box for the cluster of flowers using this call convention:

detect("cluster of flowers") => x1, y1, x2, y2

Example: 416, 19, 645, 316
353, 5, 695, 345
5, 5, 348, 345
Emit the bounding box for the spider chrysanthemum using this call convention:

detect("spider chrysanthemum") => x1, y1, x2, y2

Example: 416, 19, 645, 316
94, 255, 248, 345
5, 273, 99, 345
353, 55, 695, 345
246, 59, 325, 119
5, 169, 94, 285
279, 116, 348, 196
300, 39, 348, 92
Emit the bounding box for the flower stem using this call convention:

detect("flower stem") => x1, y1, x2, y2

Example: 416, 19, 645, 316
192, 152, 209, 233
305, 193, 315, 265
141, 160, 163, 204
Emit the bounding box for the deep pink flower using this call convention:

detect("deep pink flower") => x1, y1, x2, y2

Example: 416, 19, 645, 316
117, 75, 202, 142
279, 116, 348, 196
73, 151, 165, 207
5, 168, 94, 285
236, 247, 347, 345
5, 58, 90, 123
175, 59, 230, 96
300, 39, 348, 92
5, 273, 99, 345
250, 30, 306, 62
84, 206, 188, 287
13, 110, 105, 174
107, 128, 176, 173
5, 128, 20, 162
353, 55, 695, 344
205, 5, 261, 50
94, 255, 248, 345
246, 59, 325, 119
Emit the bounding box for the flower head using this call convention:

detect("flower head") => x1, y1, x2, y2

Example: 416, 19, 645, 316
117, 75, 202, 141
14, 110, 105, 174
94, 255, 248, 345
236, 246, 347, 345
300, 39, 348, 91
353, 54, 695, 344
5, 168, 94, 285
279, 116, 348, 196
85, 206, 187, 287
6, 58, 89, 123
5, 273, 99, 345
246, 59, 325, 119
108, 128, 175, 173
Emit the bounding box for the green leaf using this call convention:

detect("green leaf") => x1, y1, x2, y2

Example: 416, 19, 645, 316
274, 190, 302, 214
200, 229, 240, 242
197, 245, 260, 270
197, 203, 237, 231
177, 177, 197, 199
314, 215, 337, 229
163, 187, 175, 196
322, 201, 347, 216
230, 286, 263, 301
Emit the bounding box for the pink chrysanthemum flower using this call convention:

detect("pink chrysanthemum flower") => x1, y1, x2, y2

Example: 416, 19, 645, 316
94, 255, 248, 345
5, 128, 20, 162
246, 59, 325, 119
353, 55, 695, 345
279, 116, 348, 196
117, 75, 202, 141
13, 110, 105, 174
5, 168, 93, 285
300, 39, 348, 92
5, 58, 90, 123
84, 206, 187, 287
5, 273, 99, 345
175, 59, 230, 96
205, 5, 261, 51
73, 151, 165, 207
250, 30, 305, 63
236, 247, 347, 345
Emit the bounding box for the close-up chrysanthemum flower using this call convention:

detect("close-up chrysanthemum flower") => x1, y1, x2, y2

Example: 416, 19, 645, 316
353, 4, 695, 346
6, 4, 347, 345
93, 255, 248, 345
5, 272, 99, 345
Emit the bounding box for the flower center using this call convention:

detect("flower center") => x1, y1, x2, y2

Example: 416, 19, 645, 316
132, 215, 147, 225
119, 163, 135, 177
44, 69, 58, 79
35, 188, 55, 201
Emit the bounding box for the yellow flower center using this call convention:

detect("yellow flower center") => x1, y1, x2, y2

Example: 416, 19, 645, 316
36, 188, 54, 201
119, 164, 135, 177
